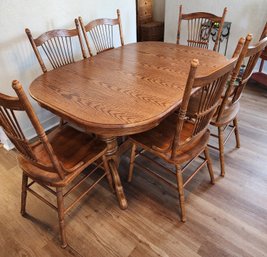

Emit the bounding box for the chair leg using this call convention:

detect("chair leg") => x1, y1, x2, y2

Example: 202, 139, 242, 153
175, 165, 186, 222
204, 147, 215, 185
102, 155, 114, 192
20, 173, 28, 216
56, 188, 67, 248
233, 117, 241, 148
128, 143, 137, 182
218, 126, 225, 177
59, 118, 66, 127
259, 58, 264, 72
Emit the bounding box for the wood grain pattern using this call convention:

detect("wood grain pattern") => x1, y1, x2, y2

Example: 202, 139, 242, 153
29, 42, 229, 214
0, 83, 267, 256
29, 42, 228, 137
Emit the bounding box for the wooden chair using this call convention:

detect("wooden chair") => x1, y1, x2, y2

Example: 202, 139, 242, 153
25, 21, 86, 73
210, 34, 267, 176
251, 22, 267, 87
128, 57, 237, 222
78, 9, 124, 56
25, 22, 86, 125
0, 81, 113, 248
177, 5, 227, 51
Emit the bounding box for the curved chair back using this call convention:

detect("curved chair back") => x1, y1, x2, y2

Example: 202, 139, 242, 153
0, 81, 65, 179
171, 57, 237, 159
177, 5, 227, 52
79, 9, 124, 56
215, 35, 267, 123
260, 22, 267, 40
25, 22, 86, 73
233, 36, 267, 103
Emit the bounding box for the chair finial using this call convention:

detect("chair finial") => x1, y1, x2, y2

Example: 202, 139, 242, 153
12, 80, 22, 91
191, 59, 199, 68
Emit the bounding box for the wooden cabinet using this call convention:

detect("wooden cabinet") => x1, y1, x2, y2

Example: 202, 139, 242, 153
136, 0, 164, 42
138, 0, 152, 24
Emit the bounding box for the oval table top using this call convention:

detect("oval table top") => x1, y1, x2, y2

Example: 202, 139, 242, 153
30, 42, 228, 136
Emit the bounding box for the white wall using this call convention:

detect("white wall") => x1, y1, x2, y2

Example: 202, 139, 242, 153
164, 0, 267, 57
0, 0, 136, 149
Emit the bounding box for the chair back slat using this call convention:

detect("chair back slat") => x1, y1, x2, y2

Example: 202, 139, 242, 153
40, 36, 74, 69
0, 81, 65, 179
232, 37, 267, 103
0, 98, 38, 161
171, 57, 237, 159
79, 9, 124, 56
177, 5, 227, 52
213, 34, 267, 123
25, 22, 86, 73
260, 22, 267, 40
90, 24, 114, 53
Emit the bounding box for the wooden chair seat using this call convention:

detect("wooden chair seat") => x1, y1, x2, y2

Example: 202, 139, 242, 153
211, 101, 239, 127
130, 113, 209, 164
18, 125, 107, 187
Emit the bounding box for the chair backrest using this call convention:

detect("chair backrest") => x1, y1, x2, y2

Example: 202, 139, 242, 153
0, 81, 65, 179
171, 57, 237, 159
233, 36, 267, 102
25, 21, 86, 73
177, 5, 227, 52
79, 9, 124, 56
215, 35, 267, 122
259, 22, 267, 57
260, 22, 267, 40
214, 34, 252, 122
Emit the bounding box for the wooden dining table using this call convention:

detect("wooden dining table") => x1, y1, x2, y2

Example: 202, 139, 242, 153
29, 41, 228, 210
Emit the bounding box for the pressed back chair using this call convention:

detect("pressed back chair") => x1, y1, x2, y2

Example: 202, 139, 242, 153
78, 9, 124, 56
128, 57, 237, 222
210, 35, 267, 176
0, 81, 113, 248
177, 5, 227, 52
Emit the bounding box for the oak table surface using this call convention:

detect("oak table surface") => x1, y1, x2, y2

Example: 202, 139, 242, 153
29, 41, 228, 210
30, 42, 227, 136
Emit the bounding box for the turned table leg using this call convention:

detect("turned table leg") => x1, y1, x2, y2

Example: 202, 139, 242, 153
100, 136, 128, 210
